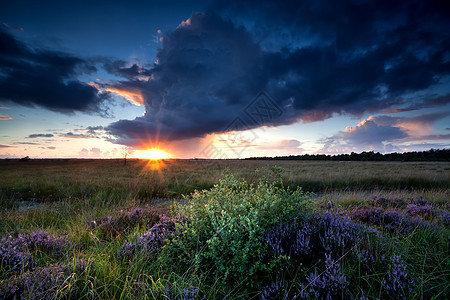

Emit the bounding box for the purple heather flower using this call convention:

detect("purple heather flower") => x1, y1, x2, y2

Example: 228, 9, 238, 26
347, 207, 435, 236
90, 206, 164, 239
382, 255, 413, 298
119, 214, 179, 260
260, 280, 289, 300
164, 285, 200, 300
409, 197, 430, 206
371, 196, 407, 209
406, 204, 434, 219
18, 229, 70, 255
0, 259, 88, 299
314, 212, 367, 256
0, 235, 34, 272
440, 210, 450, 227
0, 230, 71, 273
301, 254, 348, 299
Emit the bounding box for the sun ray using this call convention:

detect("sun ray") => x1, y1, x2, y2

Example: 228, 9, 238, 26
136, 148, 172, 189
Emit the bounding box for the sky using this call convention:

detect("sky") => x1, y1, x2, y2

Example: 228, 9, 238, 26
0, 0, 449, 159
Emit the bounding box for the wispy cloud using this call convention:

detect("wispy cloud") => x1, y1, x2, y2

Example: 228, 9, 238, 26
2, 22, 23, 33
257, 139, 303, 151
61, 132, 94, 139
14, 142, 40, 145
384, 94, 450, 114
27, 133, 54, 138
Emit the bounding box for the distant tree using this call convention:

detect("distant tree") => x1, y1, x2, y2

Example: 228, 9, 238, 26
19, 156, 31, 162
122, 146, 131, 165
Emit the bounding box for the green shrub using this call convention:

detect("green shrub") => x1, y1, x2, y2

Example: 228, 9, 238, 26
165, 172, 312, 290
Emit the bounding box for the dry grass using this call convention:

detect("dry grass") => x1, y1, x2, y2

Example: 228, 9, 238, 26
0, 159, 448, 202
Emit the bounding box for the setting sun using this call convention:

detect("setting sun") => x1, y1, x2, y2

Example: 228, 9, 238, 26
140, 148, 171, 160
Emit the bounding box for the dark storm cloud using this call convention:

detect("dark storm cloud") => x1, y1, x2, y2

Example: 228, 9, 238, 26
0, 29, 111, 114
103, 0, 450, 145
106, 12, 269, 145
383, 94, 450, 113
103, 60, 151, 80
27, 134, 54, 138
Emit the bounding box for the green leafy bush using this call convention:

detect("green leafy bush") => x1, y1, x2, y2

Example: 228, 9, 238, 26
165, 172, 312, 289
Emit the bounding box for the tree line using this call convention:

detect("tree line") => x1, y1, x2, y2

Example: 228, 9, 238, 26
245, 148, 449, 161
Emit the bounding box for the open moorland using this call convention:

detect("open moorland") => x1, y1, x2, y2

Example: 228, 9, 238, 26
0, 159, 449, 299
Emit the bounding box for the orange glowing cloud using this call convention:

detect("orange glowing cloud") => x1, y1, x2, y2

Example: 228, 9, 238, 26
0, 115, 12, 120
396, 121, 433, 136
394, 112, 449, 137
382, 108, 414, 114
178, 17, 192, 28
105, 87, 144, 106
88, 82, 144, 106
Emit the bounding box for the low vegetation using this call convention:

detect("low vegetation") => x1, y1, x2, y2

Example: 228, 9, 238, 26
0, 159, 448, 298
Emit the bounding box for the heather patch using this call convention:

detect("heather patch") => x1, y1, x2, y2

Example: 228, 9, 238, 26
262, 212, 380, 270
0, 259, 89, 299
347, 206, 440, 235
0, 230, 72, 274
89, 206, 163, 239
0, 235, 34, 273
119, 215, 178, 260
367, 196, 449, 227
259, 212, 394, 298
17, 229, 71, 256
369, 196, 432, 209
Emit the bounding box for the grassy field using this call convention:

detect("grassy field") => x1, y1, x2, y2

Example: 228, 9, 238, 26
1, 158, 449, 199
0, 159, 449, 299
